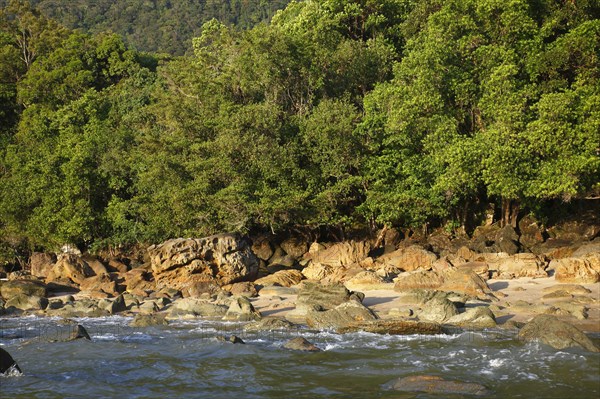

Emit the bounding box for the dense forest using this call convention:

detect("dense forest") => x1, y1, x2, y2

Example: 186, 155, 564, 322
0, 0, 292, 55
0, 0, 599, 260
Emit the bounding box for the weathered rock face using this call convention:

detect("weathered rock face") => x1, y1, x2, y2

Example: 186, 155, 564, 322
471, 224, 520, 254
518, 314, 599, 352
0, 347, 22, 376
30, 252, 56, 278
283, 337, 321, 352
344, 271, 387, 289
518, 215, 546, 249
376, 245, 438, 272
46, 254, 95, 285
492, 253, 548, 279
243, 317, 297, 332
254, 270, 304, 287
306, 301, 377, 330
394, 268, 494, 300
446, 306, 496, 328
290, 282, 356, 318
418, 297, 459, 323
301, 262, 334, 280
122, 267, 155, 296
552, 254, 600, 283
306, 240, 371, 268
222, 296, 261, 321
166, 298, 228, 318
251, 236, 274, 261
387, 375, 489, 396
146, 235, 257, 297
79, 274, 120, 297
280, 237, 309, 259
5, 294, 48, 311
0, 279, 47, 299
393, 270, 446, 291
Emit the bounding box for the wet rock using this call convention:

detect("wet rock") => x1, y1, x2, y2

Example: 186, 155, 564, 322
48, 299, 110, 318
0, 347, 22, 375
216, 335, 245, 344
130, 313, 169, 327
148, 234, 259, 285
338, 320, 444, 335
243, 317, 297, 332
5, 294, 48, 311
254, 269, 304, 287
46, 254, 95, 285
306, 301, 377, 330
518, 314, 599, 352
70, 324, 91, 340
446, 306, 497, 328
283, 337, 321, 352
222, 296, 261, 321
387, 375, 489, 396
167, 298, 228, 318
0, 279, 47, 299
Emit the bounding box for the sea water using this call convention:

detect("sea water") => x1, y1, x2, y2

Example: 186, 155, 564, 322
1, 316, 599, 398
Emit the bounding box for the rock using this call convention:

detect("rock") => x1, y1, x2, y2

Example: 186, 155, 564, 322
29, 252, 56, 278
394, 268, 494, 299
472, 224, 520, 254
167, 298, 228, 318
0, 279, 47, 299
138, 300, 160, 313
306, 301, 377, 330
254, 270, 304, 287
418, 297, 459, 323
306, 241, 371, 268
280, 237, 309, 259
257, 286, 298, 296
0, 347, 22, 375
455, 262, 489, 279
216, 335, 245, 344
5, 294, 48, 311
46, 254, 95, 285
492, 253, 548, 279
148, 234, 259, 285
519, 215, 546, 249
338, 320, 444, 335
308, 242, 326, 254
547, 220, 600, 242
122, 267, 155, 296
387, 375, 489, 396
81, 255, 109, 276
283, 337, 321, 352
110, 294, 127, 314
48, 299, 109, 318
107, 258, 129, 273
79, 274, 120, 297
394, 270, 446, 291
243, 317, 297, 332
70, 324, 91, 340
222, 296, 261, 321
227, 282, 258, 297
542, 290, 573, 299
344, 271, 387, 290
130, 313, 169, 327
251, 236, 274, 261
376, 245, 438, 272
571, 242, 600, 258
290, 282, 357, 318
518, 314, 599, 352
301, 262, 334, 280
552, 254, 600, 283
446, 306, 496, 328
542, 284, 592, 296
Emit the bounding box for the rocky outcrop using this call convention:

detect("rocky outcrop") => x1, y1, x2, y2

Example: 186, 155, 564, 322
46, 254, 95, 285
305, 240, 371, 268
148, 234, 259, 286
166, 298, 228, 318
552, 254, 600, 283
254, 269, 304, 287
289, 282, 360, 318
283, 337, 321, 352
394, 268, 494, 299
376, 245, 437, 272
0, 279, 47, 299
490, 253, 548, 279
29, 252, 56, 278
280, 237, 309, 259
518, 314, 599, 352
306, 301, 377, 330
5, 294, 48, 311
222, 296, 261, 321
387, 375, 489, 396
418, 297, 459, 323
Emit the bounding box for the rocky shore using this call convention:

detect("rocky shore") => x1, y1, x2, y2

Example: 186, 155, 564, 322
2, 220, 600, 368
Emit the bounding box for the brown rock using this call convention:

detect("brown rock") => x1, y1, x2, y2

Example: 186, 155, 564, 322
46, 254, 95, 285
251, 236, 274, 261
29, 252, 56, 278
107, 258, 129, 273
552, 255, 600, 283
0, 279, 47, 299
492, 253, 548, 279
306, 301, 377, 330
307, 241, 371, 268
542, 284, 591, 296
283, 337, 321, 352
338, 320, 444, 335
456, 262, 489, 279
222, 296, 262, 321
377, 245, 437, 272
301, 262, 334, 280
227, 282, 258, 297
79, 274, 120, 297
280, 237, 309, 259
394, 270, 446, 291
254, 269, 304, 287
81, 255, 109, 276
518, 314, 599, 352
122, 267, 155, 296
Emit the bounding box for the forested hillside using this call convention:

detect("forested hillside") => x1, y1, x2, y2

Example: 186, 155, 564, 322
1, 0, 599, 259
0, 0, 292, 54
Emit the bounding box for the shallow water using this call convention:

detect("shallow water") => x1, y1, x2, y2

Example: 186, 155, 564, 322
1, 316, 599, 398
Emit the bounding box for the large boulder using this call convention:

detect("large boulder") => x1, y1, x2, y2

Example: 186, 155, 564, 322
289, 282, 358, 318
5, 294, 48, 311
518, 314, 599, 352
166, 298, 228, 318
552, 254, 600, 283
387, 375, 489, 396
0, 348, 22, 376
394, 268, 494, 299
518, 215, 546, 249
254, 269, 304, 287
301, 262, 334, 280
491, 253, 548, 279
29, 252, 56, 278
148, 234, 259, 286
79, 274, 120, 297
222, 296, 261, 321
338, 320, 444, 335
0, 279, 47, 299
243, 317, 297, 332
418, 297, 459, 323
251, 236, 274, 261
446, 306, 496, 328
376, 245, 437, 272
280, 237, 309, 259
283, 337, 321, 352
393, 270, 446, 291
306, 301, 376, 330
46, 254, 95, 285
122, 267, 155, 296
305, 240, 371, 268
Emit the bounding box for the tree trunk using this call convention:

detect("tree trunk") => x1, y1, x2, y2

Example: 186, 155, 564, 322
501, 198, 520, 228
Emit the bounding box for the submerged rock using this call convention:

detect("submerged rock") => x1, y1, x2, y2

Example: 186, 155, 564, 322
243, 317, 297, 332
306, 301, 377, 330
167, 298, 228, 318
222, 296, 262, 321
0, 347, 22, 376
338, 320, 444, 335
283, 337, 321, 352
130, 313, 169, 327
518, 314, 599, 352
70, 324, 91, 341
215, 335, 245, 344
387, 375, 489, 396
